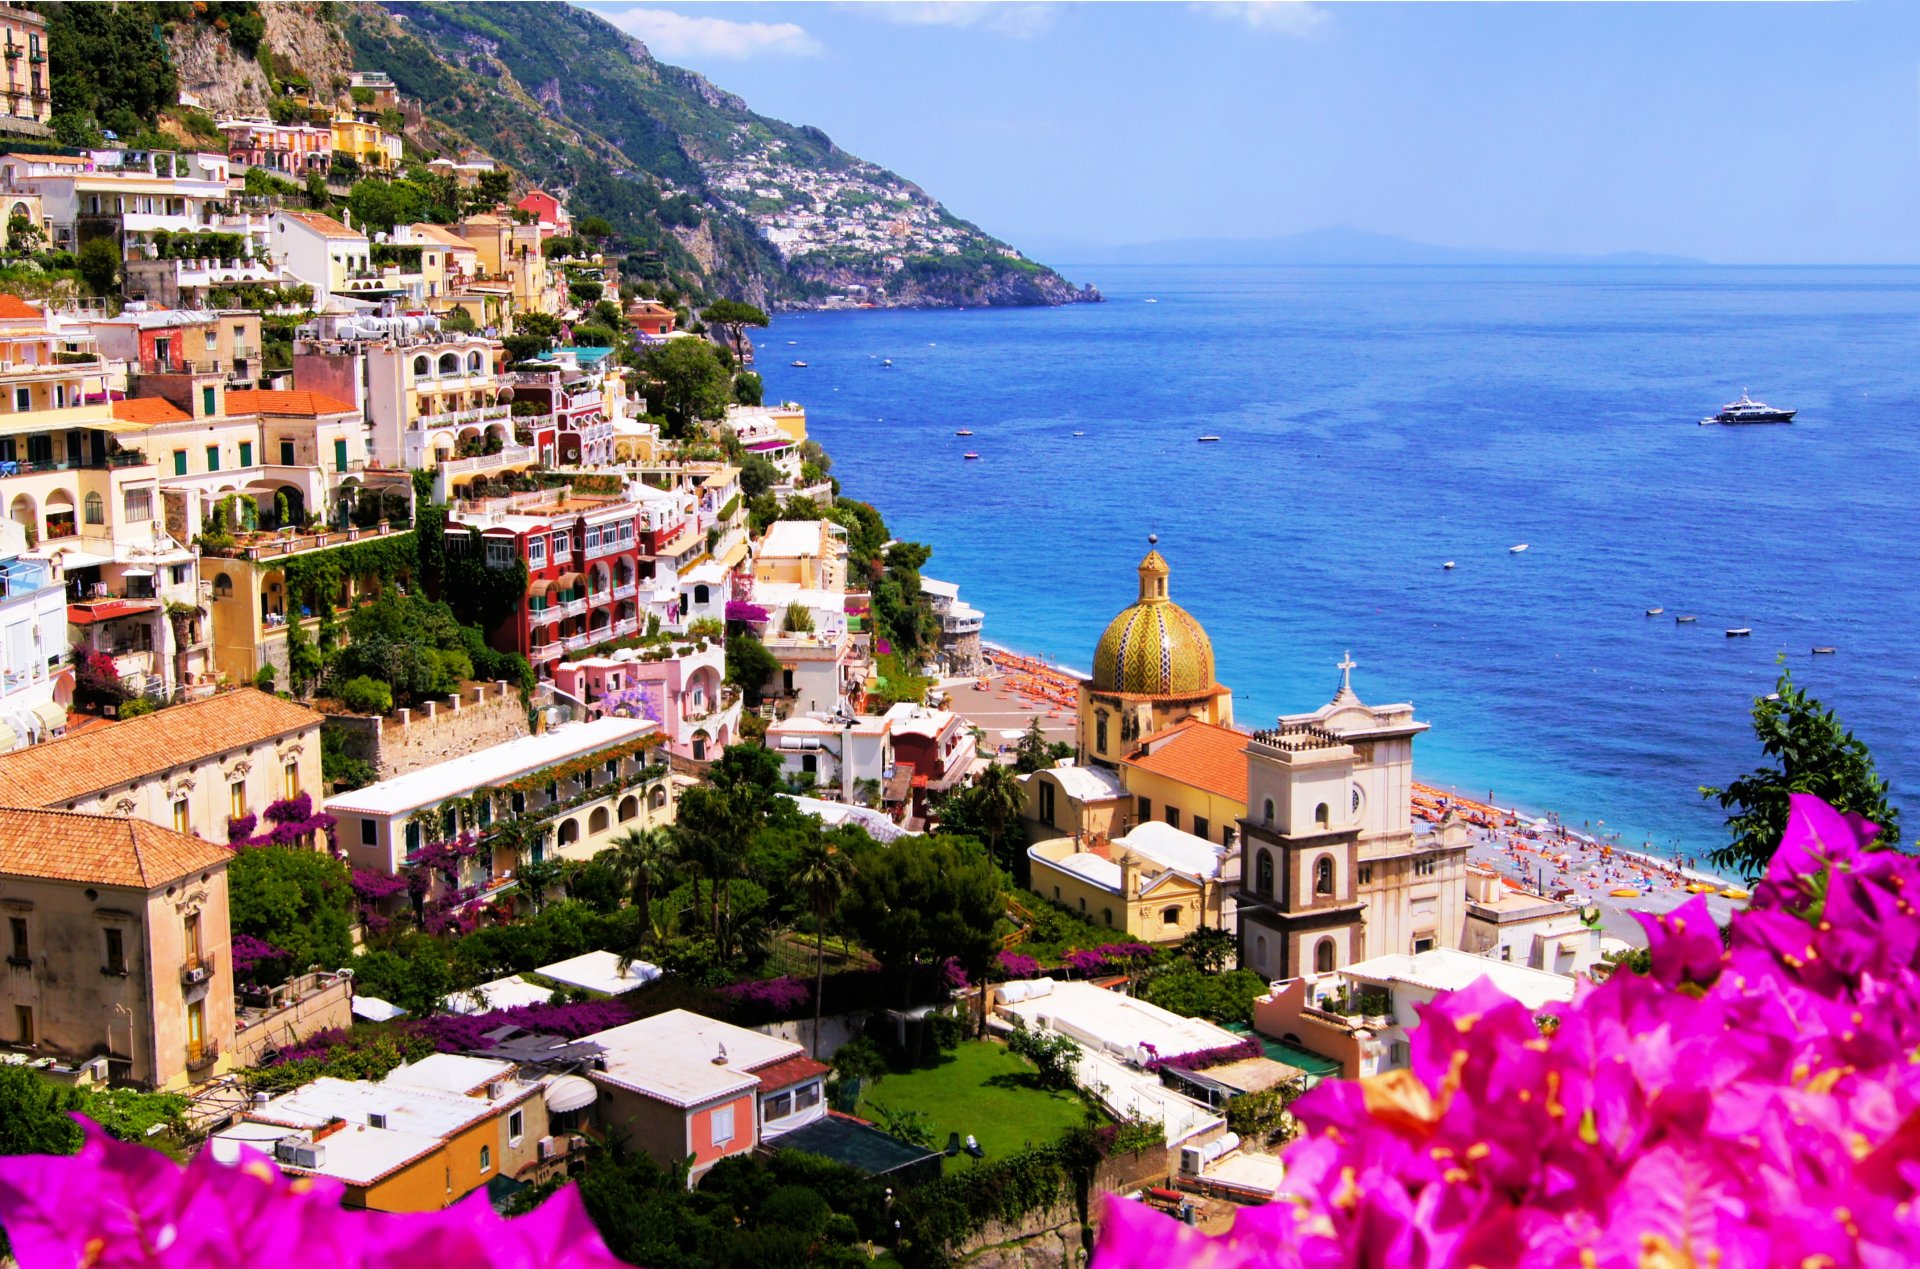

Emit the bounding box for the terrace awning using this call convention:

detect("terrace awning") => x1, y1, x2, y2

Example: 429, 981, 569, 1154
554, 572, 583, 592
526, 577, 556, 598
30, 701, 66, 735
545, 1075, 598, 1113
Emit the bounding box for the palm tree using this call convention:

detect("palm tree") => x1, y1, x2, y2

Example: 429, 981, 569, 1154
607, 825, 675, 939
793, 837, 853, 1058
971, 761, 1027, 871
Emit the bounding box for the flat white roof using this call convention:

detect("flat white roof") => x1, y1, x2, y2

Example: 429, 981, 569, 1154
242, 1075, 515, 1141
1344, 948, 1577, 1011
760, 520, 832, 559
784, 794, 918, 842
1033, 848, 1123, 893
1031, 764, 1127, 804
586, 1009, 801, 1108
997, 981, 1241, 1066
324, 716, 656, 818
384, 1053, 516, 1096
444, 975, 562, 1015
1116, 821, 1226, 882
883, 701, 957, 739
210, 1119, 442, 1188
536, 949, 660, 996
919, 578, 959, 600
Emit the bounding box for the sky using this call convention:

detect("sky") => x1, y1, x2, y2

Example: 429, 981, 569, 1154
573, 1, 1920, 264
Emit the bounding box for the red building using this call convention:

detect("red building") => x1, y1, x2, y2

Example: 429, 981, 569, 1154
514, 190, 570, 235
625, 300, 677, 341
448, 488, 656, 676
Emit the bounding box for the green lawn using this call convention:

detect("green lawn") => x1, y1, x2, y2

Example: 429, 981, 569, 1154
855, 1040, 1093, 1169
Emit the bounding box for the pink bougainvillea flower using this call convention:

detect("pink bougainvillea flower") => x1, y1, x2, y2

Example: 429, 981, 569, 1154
1092, 794, 1920, 1269
0, 1121, 630, 1268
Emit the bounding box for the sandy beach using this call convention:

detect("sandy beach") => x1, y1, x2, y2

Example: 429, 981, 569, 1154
943, 647, 1082, 760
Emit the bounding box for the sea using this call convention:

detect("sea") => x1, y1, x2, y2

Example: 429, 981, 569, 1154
754, 264, 1920, 860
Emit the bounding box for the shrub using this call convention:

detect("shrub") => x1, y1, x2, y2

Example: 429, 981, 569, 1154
337, 675, 393, 715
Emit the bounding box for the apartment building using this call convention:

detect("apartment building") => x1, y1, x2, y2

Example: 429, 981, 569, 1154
0, 7, 51, 132
219, 118, 334, 177
270, 210, 372, 308
0, 688, 325, 840
0, 517, 69, 747
552, 639, 741, 761
505, 351, 616, 468
0, 806, 236, 1090
330, 110, 403, 177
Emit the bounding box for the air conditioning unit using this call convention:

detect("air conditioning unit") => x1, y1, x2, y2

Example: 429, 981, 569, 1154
184, 965, 212, 986
1179, 1145, 1203, 1175
367, 1112, 387, 1130
486, 1080, 507, 1100
83, 1056, 110, 1084
288, 1144, 325, 1169
536, 1135, 556, 1161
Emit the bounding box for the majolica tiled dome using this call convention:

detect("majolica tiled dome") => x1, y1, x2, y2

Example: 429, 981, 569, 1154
1091, 550, 1217, 697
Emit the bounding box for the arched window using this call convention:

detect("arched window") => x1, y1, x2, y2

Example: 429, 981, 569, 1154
1315, 938, 1336, 974
1160, 906, 1181, 926
1263, 798, 1274, 826
588, 806, 610, 834
1255, 850, 1274, 898
1095, 711, 1109, 753
212, 572, 233, 598
83, 492, 102, 525
1352, 784, 1364, 817
693, 584, 710, 604
618, 795, 639, 822
556, 818, 579, 846
412, 355, 429, 377
437, 352, 459, 375
1314, 856, 1334, 896
1314, 802, 1330, 829
649, 785, 668, 810
1254, 934, 1268, 968
467, 352, 483, 372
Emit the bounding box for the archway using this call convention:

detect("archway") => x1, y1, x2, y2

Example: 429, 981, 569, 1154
617, 795, 638, 822
556, 818, 580, 847
588, 806, 610, 834
9, 492, 34, 539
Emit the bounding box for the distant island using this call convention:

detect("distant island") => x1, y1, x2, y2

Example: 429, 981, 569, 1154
1057, 225, 1706, 268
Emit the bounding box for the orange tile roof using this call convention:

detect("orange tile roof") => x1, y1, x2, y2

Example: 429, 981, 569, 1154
1120, 718, 1250, 804
0, 806, 233, 889
751, 1054, 831, 1090
110, 397, 191, 425
408, 223, 476, 250
276, 210, 363, 241
224, 388, 357, 418
0, 293, 40, 320
0, 689, 323, 807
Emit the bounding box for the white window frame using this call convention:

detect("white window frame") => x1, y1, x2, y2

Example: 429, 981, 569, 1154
710, 1104, 735, 1146
508, 1109, 524, 1146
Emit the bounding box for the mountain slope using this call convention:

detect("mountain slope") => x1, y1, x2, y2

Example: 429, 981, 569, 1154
345, 2, 1094, 310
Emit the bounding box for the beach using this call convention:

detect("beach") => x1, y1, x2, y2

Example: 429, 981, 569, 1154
942, 646, 1081, 760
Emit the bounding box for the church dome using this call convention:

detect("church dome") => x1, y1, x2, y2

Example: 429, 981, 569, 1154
1091, 550, 1217, 697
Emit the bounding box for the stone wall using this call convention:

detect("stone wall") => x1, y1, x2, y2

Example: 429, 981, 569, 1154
955, 1199, 1087, 1269
231, 971, 354, 1068
326, 681, 529, 782
751, 1011, 870, 1061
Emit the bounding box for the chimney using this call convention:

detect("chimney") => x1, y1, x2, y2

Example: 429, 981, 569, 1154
341, 207, 351, 230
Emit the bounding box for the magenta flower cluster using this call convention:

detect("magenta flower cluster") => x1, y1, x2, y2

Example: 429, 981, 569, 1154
1139, 1036, 1263, 1074
1095, 795, 1920, 1267
0, 1120, 626, 1268
996, 951, 1043, 980
229, 934, 288, 980
1063, 942, 1155, 978
411, 998, 635, 1054
719, 975, 812, 1015
227, 795, 339, 853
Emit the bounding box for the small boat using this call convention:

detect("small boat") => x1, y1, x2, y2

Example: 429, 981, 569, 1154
1701, 391, 1795, 426
955, 429, 973, 436
963, 452, 980, 461
1196, 435, 1222, 443
1645, 607, 1664, 616
1676, 615, 1697, 623
1720, 888, 1751, 901
1812, 645, 1837, 655
790, 360, 808, 368
882, 359, 892, 367
1609, 888, 1640, 899
1072, 430, 1085, 437
1443, 561, 1456, 570
1726, 627, 1752, 638
786, 340, 797, 345
1509, 544, 1529, 554
1144, 298, 1158, 304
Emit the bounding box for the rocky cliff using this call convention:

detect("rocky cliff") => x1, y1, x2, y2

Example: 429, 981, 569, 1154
167, 3, 352, 118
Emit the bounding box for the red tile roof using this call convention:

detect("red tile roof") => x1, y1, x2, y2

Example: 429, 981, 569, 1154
68, 598, 161, 625
0, 806, 233, 890
0, 293, 40, 320
225, 389, 357, 418
111, 397, 191, 425
752, 1054, 831, 1090
275, 210, 363, 241
1120, 718, 1251, 804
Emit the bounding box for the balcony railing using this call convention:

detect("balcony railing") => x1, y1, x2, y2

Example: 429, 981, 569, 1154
584, 537, 628, 561
181, 952, 215, 988
563, 633, 592, 651
0, 452, 146, 477
610, 617, 639, 638
186, 1039, 220, 1071
561, 597, 587, 618
611, 582, 637, 601
437, 444, 536, 479
531, 643, 563, 662
526, 604, 563, 625
414, 402, 510, 431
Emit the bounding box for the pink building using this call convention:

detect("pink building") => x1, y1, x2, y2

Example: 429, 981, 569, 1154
551, 641, 741, 762
218, 119, 333, 176
514, 190, 570, 237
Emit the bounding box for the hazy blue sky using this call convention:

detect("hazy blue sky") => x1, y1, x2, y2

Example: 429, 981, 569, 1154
575, 2, 1920, 263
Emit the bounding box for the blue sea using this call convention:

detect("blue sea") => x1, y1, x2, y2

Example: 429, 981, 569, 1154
756, 265, 1920, 858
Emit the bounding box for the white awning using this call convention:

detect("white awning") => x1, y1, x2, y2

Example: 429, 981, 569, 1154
120, 567, 154, 578
30, 701, 65, 735
544, 1074, 598, 1113
351, 994, 407, 1022
0, 721, 18, 752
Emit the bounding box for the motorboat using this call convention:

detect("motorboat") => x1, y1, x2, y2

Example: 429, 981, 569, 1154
1702, 392, 1795, 425
1812, 645, 1837, 655
882, 359, 893, 367
1072, 430, 1085, 437
790, 360, 808, 368
1726, 627, 1752, 638
955, 429, 973, 436
1197, 435, 1222, 443
963, 452, 980, 461
1509, 544, 1529, 554
1145, 298, 1158, 304
1676, 615, 1697, 623
1443, 561, 1456, 570
1645, 607, 1664, 616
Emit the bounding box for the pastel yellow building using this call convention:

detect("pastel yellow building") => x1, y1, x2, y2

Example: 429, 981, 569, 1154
330, 110, 402, 176
1078, 550, 1232, 768
1026, 820, 1230, 944
1118, 717, 1249, 850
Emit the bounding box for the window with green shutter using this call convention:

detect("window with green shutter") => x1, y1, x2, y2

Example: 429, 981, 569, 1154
205, 445, 218, 472
239, 441, 252, 467
172, 450, 187, 476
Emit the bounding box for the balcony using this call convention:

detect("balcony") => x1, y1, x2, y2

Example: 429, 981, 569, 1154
610, 617, 639, 638
0, 451, 146, 478
181, 952, 215, 988
414, 402, 511, 432
436, 444, 536, 480
611, 581, 637, 601
561, 597, 588, 618
186, 1039, 220, 1072
564, 633, 593, 652
526, 604, 563, 626
584, 537, 628, 561
531, 643, 563, 663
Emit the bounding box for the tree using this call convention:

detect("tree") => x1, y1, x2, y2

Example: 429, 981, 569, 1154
700, 299, 770, 366
725, 632, 781, 705
1179, 925, 1237, 975
226, 846, 356, 979
78, 236, 119, 296
794, 837, 853, 1057
939, 762, 1027, 873
1006, 1022, 1083, 1090
516, 311, 562, 344
738, 453, 780, 499
44, 1, 177, 124
608, 825, 676, 939
842, 835, 1004, 1005
475, 169, 513, 210
1702, 665, 1900, 881
578, 215, 614, 241
1012, 718, 1053, 774
640, 338, 731, 439
733, 371, 764, 407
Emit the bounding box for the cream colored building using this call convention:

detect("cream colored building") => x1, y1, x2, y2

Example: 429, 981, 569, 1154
1026, 820, 1229, 944
753, 519, 848, 593
0, 807, 235, 1089
0, 688, 325, 841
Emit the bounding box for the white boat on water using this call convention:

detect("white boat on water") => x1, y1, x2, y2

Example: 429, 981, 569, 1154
1197, 435, 1221, 443
1700, 391, 1796, 426
1509, 544, 1529, 554
1443, 561, 1456, 570
1726, 627, 1752, 638
790, 360, 808, 368
1646, 607, 1664, 616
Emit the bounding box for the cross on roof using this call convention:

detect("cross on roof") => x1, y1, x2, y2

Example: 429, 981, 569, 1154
1338, 651, 1357, 694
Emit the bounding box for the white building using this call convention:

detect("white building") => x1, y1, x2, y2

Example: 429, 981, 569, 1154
1326, 947, 1576, 1073
0, 518, 68, 747
1461, 864, 1604, 977
269, 210, 372, 309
